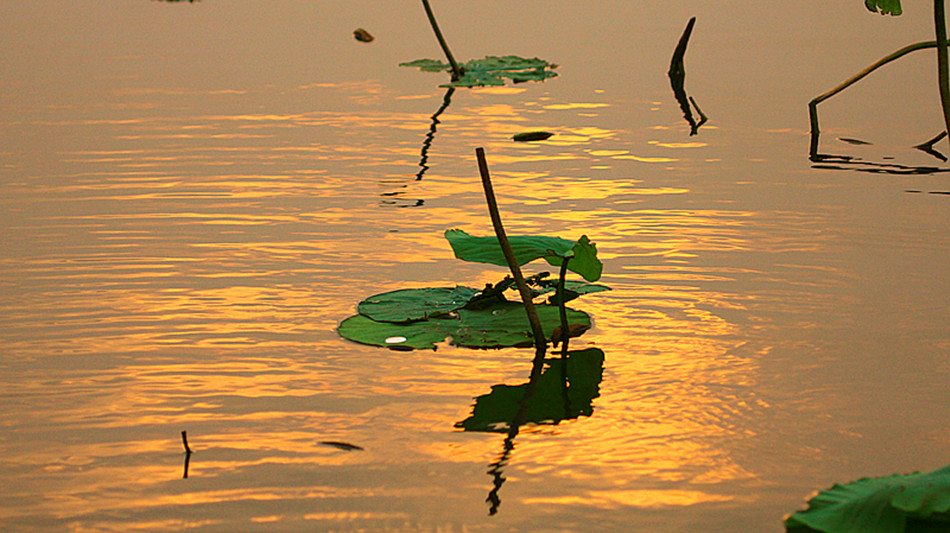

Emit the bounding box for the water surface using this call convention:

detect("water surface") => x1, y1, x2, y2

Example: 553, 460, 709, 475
1, 1, 949, 531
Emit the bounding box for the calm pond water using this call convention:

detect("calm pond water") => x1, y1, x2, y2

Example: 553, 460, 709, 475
2, 1, 949, 531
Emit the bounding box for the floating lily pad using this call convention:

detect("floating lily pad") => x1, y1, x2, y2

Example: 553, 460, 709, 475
455, 348, 605, 432
338, 298, 591, 350
357, 286, 479, 323
513, 131, 554, 142
785, 463, 950, 533
444, 229, 603, 282
400, 55, 558, 88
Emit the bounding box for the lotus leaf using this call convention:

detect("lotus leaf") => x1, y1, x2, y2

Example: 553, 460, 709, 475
455, 348, 605, 432
357, 286, 479, 323
785, 464, 950, 533
400, 55, 558, 88
544, 235, 603, 282
339, 298, 591, 350
445, 229, 603, 282
865, 0, 902, 15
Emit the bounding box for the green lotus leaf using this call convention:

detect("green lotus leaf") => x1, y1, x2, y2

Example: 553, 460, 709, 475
865, 0, 901, 15
445, 229, 574, 267
357, 286, 480, 323
785, 464, 950, 533
455, 348, 605, 432
398, 58, 447, 73
445, 229, 603, 282
400, 55, 558, 88
544, 235, 603, 282
338, 299, 590, 350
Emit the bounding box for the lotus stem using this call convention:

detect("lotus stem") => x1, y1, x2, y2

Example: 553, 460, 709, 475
421, 0, 464, 82
555, 259, 571, 357
474, 147, 547, 359
808, 40, 948, 158
936, 0, 950, 137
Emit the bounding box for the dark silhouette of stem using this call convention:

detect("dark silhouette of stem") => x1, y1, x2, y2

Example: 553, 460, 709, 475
474, 147, 547, 360
936, 0, 950, 137
486, 353, 545, 515
915, 131, 949, 160
421, 0, 463, 82
181, 430, 193, 479
181, 430, 193, 454
809, 40, 949, 158
555, 259, 571, 357
668, 17, 700, 135
416, 87, 455, 180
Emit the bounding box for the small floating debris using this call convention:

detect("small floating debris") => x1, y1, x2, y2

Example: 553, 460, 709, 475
320, 441, 364, 451
838, 137, 873, 145
513, 131, 554, 142
384, 336, 408, 344
353, 28, 374, 43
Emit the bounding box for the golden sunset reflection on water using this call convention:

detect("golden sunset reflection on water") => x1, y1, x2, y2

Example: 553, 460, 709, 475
3, 1, 950, 531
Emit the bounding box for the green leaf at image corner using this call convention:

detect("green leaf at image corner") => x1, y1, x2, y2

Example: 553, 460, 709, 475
444, 229, 602, 282
865, 0, 902, 16
785, 463, 950, 533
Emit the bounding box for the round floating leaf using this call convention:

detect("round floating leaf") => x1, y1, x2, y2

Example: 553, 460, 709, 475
338, 299, 591, 350
453, 301, 590, 349
357, 286, 479, 323
338, 314, 454, 350
785, 464, 950, 533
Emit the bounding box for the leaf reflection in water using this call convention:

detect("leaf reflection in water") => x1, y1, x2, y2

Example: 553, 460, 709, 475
455, 348, 605, 515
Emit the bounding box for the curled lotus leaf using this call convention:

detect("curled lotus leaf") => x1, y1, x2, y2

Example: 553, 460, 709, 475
445, 229, 603, 282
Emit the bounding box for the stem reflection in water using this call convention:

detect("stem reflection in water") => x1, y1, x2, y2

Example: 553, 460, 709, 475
455, 349, 605, 515
416, 87, 455, 180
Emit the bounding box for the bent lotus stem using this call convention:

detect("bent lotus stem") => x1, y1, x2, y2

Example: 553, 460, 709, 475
421, 0, 464, 82
808, 39, 949, 157
474, 148, 547, 360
